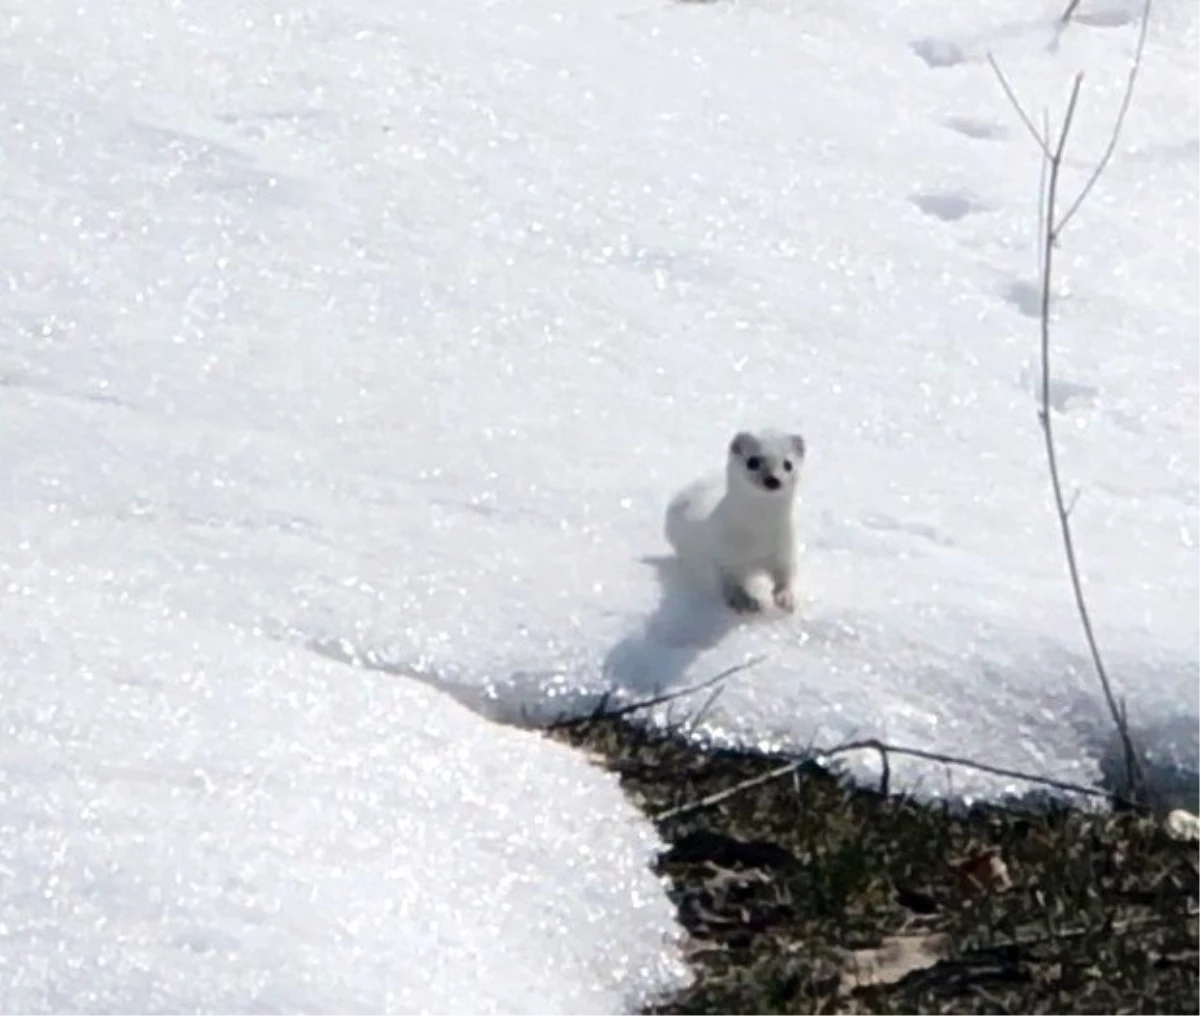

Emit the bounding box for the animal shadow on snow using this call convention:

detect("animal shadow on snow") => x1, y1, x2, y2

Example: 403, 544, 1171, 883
602, 554, 745, 699
309, 554, 752, 732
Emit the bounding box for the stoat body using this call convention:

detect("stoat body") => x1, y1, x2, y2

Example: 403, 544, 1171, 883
665, 429, 806, 613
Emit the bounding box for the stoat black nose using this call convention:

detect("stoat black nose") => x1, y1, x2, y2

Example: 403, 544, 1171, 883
763, 475, 782, 491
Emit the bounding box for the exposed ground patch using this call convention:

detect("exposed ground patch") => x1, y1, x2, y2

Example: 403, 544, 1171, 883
549, 713, 1199, 1015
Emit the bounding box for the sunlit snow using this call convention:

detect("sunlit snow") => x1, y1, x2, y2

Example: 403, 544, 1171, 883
1, 0, 1195, 1010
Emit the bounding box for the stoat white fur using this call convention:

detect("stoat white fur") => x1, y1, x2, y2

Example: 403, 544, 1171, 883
665, 429, 806, 613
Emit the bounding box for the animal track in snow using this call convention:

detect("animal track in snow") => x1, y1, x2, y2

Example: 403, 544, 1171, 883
860, 513, 956, 548
1072, 5, 1137, 28
1045, 378, 1100, 414
943, 116, 1006, 141
910, 37, 968, 68
910, 191, 988, 222
1018, 364, 1100, 414
1002, 280, 1041, 318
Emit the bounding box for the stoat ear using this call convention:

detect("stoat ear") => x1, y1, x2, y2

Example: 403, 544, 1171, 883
790, 433, 807, 459
730, 432, 757, 458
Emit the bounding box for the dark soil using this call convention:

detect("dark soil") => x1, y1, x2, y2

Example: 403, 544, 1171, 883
548, 712, 1199, 1015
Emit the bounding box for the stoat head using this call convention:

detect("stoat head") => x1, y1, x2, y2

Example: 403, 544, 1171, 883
726, 429, 806, 499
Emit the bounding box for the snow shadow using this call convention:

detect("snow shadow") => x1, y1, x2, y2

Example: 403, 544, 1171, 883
306, 635, 637, 730
1087, 705, 1200, 812
601, 554, 743, 698
1044, 646, 1200, 811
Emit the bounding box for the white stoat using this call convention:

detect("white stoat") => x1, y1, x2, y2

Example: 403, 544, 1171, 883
665, 429, 806, 613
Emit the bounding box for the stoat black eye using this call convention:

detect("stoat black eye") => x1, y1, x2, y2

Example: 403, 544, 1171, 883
783, 459, 793, 472
745, 456, 762, 471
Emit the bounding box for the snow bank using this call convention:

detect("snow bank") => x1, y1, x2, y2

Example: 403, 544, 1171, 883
0, 0, 1195, 1009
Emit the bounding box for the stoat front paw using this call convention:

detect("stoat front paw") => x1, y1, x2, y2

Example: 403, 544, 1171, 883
768, 580, 796, 611
773, 584, 797, 613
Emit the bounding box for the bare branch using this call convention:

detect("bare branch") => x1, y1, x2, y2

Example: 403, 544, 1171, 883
991, 42, 1149, 801
1037, 109, 1051, 274
1035, 74, 1144, 800
546, 655, 763, 731
655, 758, 805, 823
1055, 0, 1153, 235
653, 736, 1141, 825
821, 738, 1135, 807
680, 683, 725, 738
1059, 0, 1084, 27
987, 54, 1053, 159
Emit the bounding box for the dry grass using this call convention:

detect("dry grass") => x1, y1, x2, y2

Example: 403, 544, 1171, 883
550, 713, 1198, 1015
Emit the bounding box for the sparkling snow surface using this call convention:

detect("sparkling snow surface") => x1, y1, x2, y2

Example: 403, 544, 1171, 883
0, 0, 1196, 1010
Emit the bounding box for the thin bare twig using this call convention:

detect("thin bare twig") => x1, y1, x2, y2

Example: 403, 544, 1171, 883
681, 683, 726, 738
1041, 76, 1145, 800
1037, 109, 1051, 279
986, 56, 1052, 159
991, 33, 1150, 802
1059, 0, 1084, 26
653, 736, 1141, 824
822, 738, 1137, 808
1055, 0, 1153, 234
655, 757, 806, 823
545, 655, 764, 731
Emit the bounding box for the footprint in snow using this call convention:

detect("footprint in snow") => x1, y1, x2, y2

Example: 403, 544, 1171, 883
1069, 4, 1138, 28
858, 513, 956, 549
1017, 363, 1100, 415
942, 116, 1007, 142
910, 37, 969, 69
1002, 280, 1042, 319
909, 191, 989, 223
